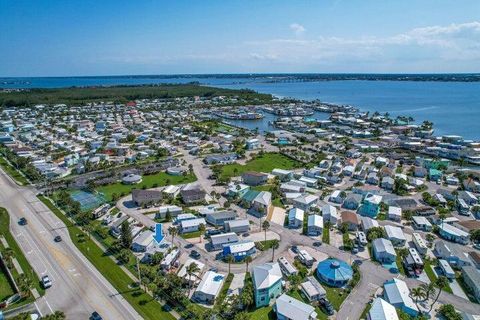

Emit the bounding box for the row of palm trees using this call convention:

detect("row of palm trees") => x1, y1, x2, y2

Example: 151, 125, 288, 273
409, 275, 450, 315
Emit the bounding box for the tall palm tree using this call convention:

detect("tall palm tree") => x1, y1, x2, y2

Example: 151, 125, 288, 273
427, 276, 449, 313
226, 254, 235, 275
262, 220, 270, 245
168, 226, 178, 246
410, 287, 426, 315
198, 223, 206, 243
244, 256, 253, 273
271, 239, 280, 262
16, 274, 32, 297
186, 262, 200, 295
2, 248, 15, 269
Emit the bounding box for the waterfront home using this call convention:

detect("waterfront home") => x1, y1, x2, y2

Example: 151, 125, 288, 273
224, 219, 250, 234
359, 193, 382, 218
384, 226, 406, 247
272, 168, 293, 181
177, 259, 205, 286
192, 271, 225, 305
132, 189, 163, 207
343, 193, 362, 210
226, 182, 250, 198
210, 232, 239, 251
412, 216, 432, 232
372, 238, 397, 263
246, 138, 260, 150
368, 298, 399, 320
222, 240, 256, 261
439, 223, 470, 244
205, 210, 236, 227
242, 171, 268, 186
307, 214, 323, 236
387, 206, 402, 222
461, 266, 480, 301
274, 293, 317, 320
329, 190, 345, 204
181, 183, 207, 204
292, 194, 318, 212
252, 262, 283, 307
300, 276, 326, 302
322, 204, 339, 225
156, 205, 182, 219
251, 191, 272, 216
361, 216, 379, 232
288, 207, 304, 229
434, 240, 472, 268
180, 218, 206, 234
340, 211, 360, 231
383, 279, 418, 317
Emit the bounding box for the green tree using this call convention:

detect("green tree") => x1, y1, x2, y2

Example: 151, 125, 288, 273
244, 255, 253, 273
410, 287, 426, 315
427, 276, 449, 313
198, 223, 206, 243
186, 262, 201, 295
270, 239, 280, 262
366, 226, 386, 241
120, 220, 132, 249
262, 220, 270, 245
226, 254, 235, 274
470, 229, 480, 243
168, 226, 178, 245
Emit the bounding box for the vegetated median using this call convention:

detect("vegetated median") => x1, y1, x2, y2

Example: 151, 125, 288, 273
37, 196, 176, 320
0, 207, 44, 308
0, 157, 29, 185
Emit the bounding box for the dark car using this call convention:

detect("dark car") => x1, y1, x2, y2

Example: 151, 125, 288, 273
54, 235, 62, 242
90, 311, 103, 320
18, 217, 27, 225
291, 246, 299, 253
190, 250, 201, 259
185, 243, 194, 249
313, 241, 322, 247
320, 298, 334, 315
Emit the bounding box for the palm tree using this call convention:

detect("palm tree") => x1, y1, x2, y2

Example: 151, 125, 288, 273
186, 262, 200, 295
288, 275, 301, 293
226, 254, 235, 275
244, 256, 253, 273
427, 276, 449, 313
262, 220, 270, 245
2, 248, 15, 269
410, 287, 426, 315
270, 239, 280, 262
168, 226, 178, 246
198, 223, 206, 243
16, 274, 32, 297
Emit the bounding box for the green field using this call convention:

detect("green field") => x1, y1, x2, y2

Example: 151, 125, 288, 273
424, 261, 453, 293
37, 196, 176, 320
219, 152, 302, 180
0, 207, 45, 304
0, 84, 273, 106
0, 157, 29, 185
0, 269, 15, 302
96, 172, 196, 202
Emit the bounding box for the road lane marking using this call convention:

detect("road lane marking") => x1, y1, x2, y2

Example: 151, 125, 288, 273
44, 297, 54, 314
34, 301, 43, 317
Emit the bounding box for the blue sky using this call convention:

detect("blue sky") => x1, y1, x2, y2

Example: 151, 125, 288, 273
1, 0, 480, 76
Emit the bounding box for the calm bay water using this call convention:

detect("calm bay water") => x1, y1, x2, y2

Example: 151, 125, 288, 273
1, 76, 479, 139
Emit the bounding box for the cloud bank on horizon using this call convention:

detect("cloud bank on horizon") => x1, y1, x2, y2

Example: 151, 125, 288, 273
1, 0, 479, 76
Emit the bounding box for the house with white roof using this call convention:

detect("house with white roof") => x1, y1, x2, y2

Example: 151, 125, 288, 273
434, 240, 472, 268
439, 223, 470, 244
293, 194, 319, 212
383, 278, 418, 317
307, 215, 323, 236
322, 204, 339, 225
412, 216, 432, 231
222, 240, 256, 261
288, 207, 304, 229
274, 293, 317, 320
131, 230, 154, 252
177, 259, 205, 286
180, 218, 206, 234
329, 190, 344, 204
388, 206, 402, 222
384, 225, 406, 247
372, 238, 397, 263
368, 297, 399, 320
272, 168, 293, 181
361, 216, 379, 232
224, 219, 250, 234
251, 191, 272, 216
253, 262, 283, 307
192, 271, 225, 305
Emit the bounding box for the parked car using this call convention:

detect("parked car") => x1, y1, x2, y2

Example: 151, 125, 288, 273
18, 217, 27, 225
291, 245, 299, 253
90, 311, 103, 320
41, 275, 52, 289
190, 250, 200, 259
313, 241, 322, 247
320, 298, 334, 316
54, 235, 62, 242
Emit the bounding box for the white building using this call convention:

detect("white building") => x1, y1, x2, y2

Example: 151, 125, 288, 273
384, 225, 406, 247
275, 293, 317, 320
322, 204, 339, 225
307, 215, 323, 236
368, 297, 399, 320
288, 207, 305, 228
192, 271, 225, 305
388, 206, 402, 222
180, 218, 206, 234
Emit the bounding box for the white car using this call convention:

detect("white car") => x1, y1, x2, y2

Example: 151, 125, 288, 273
41, 275, 52, 289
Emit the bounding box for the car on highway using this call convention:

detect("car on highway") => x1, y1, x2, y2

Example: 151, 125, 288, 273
41, 275, 52, 289
190, 250, 201, 259
18, 217, 27, 225
54, 235, 62, 242
90, 311, 103, 320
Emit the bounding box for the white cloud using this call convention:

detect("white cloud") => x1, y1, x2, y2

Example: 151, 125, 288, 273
289, 23, 306, 36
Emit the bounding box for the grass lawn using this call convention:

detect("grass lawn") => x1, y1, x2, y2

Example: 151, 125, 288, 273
360, 303, 371, 320
424, 261, 453, 293
247, 306, 275, 320
0, 270, 15, 301
180, 231, 203, 240
215, 273, 233, 306
395, 251, 406, 276
37, 196, 176, 320
0, 157, 29, 185
252, 184, 284, 208
96, 172, 196, 202
322, 227, 330, 244
255, 239, 277, 251
219, 152, 301, 180
0, 207, 45, 298
324, 284, 348, 311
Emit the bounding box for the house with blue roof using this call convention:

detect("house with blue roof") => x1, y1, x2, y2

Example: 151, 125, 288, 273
222, 241, 256, 262
316, 258, 353, 287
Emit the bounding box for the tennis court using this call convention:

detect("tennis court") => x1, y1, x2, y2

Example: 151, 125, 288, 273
70, 190, 106, 211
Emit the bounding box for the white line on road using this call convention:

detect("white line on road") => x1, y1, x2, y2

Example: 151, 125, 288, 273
34, 301, 43, 317
44, 297, 54, 314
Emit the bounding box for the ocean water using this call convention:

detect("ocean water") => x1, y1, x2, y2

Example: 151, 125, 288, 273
1, 76, 479, 139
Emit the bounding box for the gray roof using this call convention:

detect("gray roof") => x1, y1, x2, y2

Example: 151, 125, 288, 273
275, 293, 317, 320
